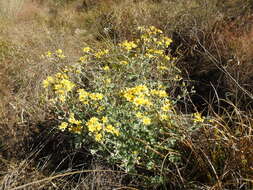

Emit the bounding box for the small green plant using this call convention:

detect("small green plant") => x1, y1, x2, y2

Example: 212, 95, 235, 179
42, 26, 209, 185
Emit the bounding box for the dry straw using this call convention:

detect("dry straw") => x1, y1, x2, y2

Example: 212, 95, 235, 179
0, 0, 26, 18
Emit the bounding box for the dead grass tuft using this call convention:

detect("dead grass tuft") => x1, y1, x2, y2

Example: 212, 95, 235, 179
0, 0, 26, 19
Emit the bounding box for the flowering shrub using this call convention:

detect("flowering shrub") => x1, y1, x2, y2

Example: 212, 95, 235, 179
42, 26, 209, 184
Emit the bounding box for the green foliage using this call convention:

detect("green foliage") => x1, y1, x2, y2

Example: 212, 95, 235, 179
42, 26, 210, 185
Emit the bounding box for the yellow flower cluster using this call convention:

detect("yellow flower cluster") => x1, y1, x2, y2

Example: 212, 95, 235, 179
59, 122, 68, 131
83, 47, 91, 53
138, 26, 163, 35
42, 76, 54, 88
79, 55, 88, 63
95, 49, 109, 58
137, 26, 173, 50
77, 89, 103, 105
135, 112, 151, 125
147, 49, 164, 55
193, 112, 205, 123
86, 117, 119, 142
160, 100, 173, 121
161, 37, 173, 46
140, 34, 151, 42
119, 40, 137, 51
103, 65, 110, 71
43, 73, 75, 102
145, 48, 171, 63
45, 51, 52, 58
55, 49, 66, 59
42, 49, 65, 59
159, 114, 169, 121
161, 101, 172, 112
123, 85, 170, 107
54, 79, 75, 92
58, 113, 83, 134
150, 89, 168, 98
147, 26, 163, 35
122, 85, 152, 107
68, 113, 82, 125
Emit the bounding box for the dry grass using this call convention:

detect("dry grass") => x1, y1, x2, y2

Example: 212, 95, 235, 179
0, 0, 26, 19
179, 104, 253, 189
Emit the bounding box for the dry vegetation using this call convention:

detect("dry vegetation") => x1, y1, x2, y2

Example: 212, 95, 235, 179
0, 0, 253, 189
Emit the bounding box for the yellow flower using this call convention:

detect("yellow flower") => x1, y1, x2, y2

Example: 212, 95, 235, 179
78, 89, 89, 104
58, 54, 66, 59
123, 93, 135, 102
160, 114, 168, 121
123, 85, 152, 107
105, 124, 114, 133
95, 49, 109, 58
56, 49, 65, 59
119, 61, 128, 65
134, 85, 149, 94
120, 40, 137, 51
163, 37, 173, 46
156, 41, 163, 45
46, 51, 52, 58
133, 97, 152, 107
102, 116, 108, 123
163, 55, 171, 61
42, 80, 50, 88
97, 106, 105, 112
149, 26, 163, 34
54, 84, 63, 91
174, 75, 182, 81
142, 117, 151, 125
150, 90, 168, 98
135, 112, 143, 118
157, 66, 168, 71
63, 67, 70, 73
193, 112, 204, 123
55, 73, 68, 80
60, 79, 75, 92
141, 34, 150, 42
153, 50, 164, 55
59, 122, 68, 131
79, 56, 88, 63
68, 113, 82, 125
95, 133, 103, 142
114, 129, 120, 136
137, 26, 145, 31
42, 76, 54, 88
89, 93, 103, 100
58, 95, 66, 102
83, 47, 91, 53
56, 49, 63, 54
103, 66, 110, 71
86, 117, 102, 132
69, 125, 83, 134
105, 124, 120, 136
161, 102, 172, 112
87, 117, 99, 125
